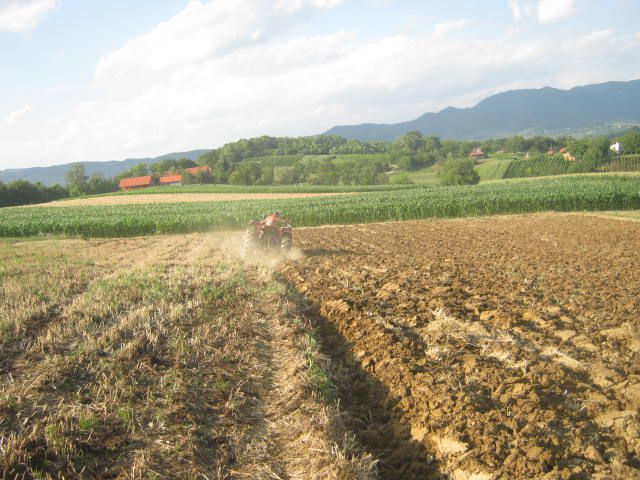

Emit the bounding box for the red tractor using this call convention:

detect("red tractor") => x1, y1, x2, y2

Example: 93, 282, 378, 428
241, 213, 292, 259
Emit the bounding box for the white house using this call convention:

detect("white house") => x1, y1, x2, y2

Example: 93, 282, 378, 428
610, 142, 623, 154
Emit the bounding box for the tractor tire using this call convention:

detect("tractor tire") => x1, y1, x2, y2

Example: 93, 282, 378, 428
281, 232, 292, 251
240, 227, 259, 259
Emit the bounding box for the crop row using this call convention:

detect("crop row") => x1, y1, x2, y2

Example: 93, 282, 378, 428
604, 154, 640, 173
503, 154, 570, 178
251, 154, 302, 168
2, 175, 639, 238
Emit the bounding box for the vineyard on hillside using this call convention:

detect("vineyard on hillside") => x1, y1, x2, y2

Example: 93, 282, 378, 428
604, 154, 640, 173
1, 175, 639, 238
503, 154, 570, 178
249, 154, 302, 168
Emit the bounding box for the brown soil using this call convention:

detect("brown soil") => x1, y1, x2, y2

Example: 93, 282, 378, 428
28, 192, 352, 207
278, 214, 640, 479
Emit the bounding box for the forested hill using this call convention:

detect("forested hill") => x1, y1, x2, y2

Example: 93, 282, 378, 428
325, 79, 640, 142
0, 150, 210, 186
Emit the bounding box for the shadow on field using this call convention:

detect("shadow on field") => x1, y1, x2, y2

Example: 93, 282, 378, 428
279, 274, 444, 480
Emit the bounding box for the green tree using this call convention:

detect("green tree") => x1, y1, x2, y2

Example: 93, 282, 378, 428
85, 174, 117, 195
273, 166, 298, 185
439, 158, 480, 186
505, 136, 527, 153
618, 131, 640, 154
389, 172, 413, 184
182, 171, 194, 185
392, 131, 426, 170
258, 166, 274, 185
65, 164, 88, 196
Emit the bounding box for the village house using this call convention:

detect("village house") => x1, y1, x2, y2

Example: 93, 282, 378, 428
184, 166, 212, 176
118, 175, 154, 191
159, 174, 183, 186
469, 147, 486, 159
610, 142, 623, 154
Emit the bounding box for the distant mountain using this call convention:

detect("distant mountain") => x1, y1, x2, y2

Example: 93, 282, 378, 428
0, 150, 210, 186
325, 80, 640, 142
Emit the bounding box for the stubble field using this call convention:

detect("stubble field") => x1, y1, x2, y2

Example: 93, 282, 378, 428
0, 235, 373, 479
27, 192, 354, 207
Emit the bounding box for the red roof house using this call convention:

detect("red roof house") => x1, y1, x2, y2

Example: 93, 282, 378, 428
118, 176, 153, 191
469, 147, 486, 159
184, 166, 211, 176
159, 174, 183, 186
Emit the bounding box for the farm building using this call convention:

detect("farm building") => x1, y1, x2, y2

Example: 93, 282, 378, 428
159, 174, 183, 186
469, 147, 486, 159
118, 175, 153, 191
610, 142, 623, 154
184, 166, 211, 176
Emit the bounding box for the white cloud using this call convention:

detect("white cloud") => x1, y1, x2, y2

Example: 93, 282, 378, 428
509, 0, 576, 24
0, 0, 57, 32
432, 19, 470, 38
21, 0, 635, 166
567, 29, 613, 50
95, 0, 344, 84
538, 0, 576, 24
508, 0, 523, 21
4, 105, 32, 124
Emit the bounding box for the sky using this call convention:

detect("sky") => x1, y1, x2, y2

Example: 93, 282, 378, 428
0, 0, 639, 170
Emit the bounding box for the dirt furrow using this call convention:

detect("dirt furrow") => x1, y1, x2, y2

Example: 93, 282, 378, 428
279, 214, 640, 479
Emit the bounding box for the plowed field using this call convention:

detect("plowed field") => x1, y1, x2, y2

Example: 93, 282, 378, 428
279, 214, 640, 479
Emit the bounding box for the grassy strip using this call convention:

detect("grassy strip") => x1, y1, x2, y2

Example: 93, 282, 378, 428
475, 158, 513, 181
1, 174, 639, 238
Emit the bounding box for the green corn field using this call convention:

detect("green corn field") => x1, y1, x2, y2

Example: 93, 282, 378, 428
1, 174, 639, 238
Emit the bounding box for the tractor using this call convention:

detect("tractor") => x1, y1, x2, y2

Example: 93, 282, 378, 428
240, 215, 292, 259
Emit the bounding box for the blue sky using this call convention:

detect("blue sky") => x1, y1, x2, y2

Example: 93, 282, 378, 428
1, 0, 639, 169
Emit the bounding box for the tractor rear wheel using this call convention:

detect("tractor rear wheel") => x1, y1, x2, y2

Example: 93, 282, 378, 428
240, 227, 259, 259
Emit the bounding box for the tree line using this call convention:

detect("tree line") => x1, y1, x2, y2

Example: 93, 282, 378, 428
389, 129, 640, 172
3, 129, 640, 206
0, 181, 69, 208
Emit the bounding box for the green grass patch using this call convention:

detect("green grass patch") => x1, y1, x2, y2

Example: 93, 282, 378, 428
475, 158, 513, 182
592, 210, 640, 221
402, 165, 440, 185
